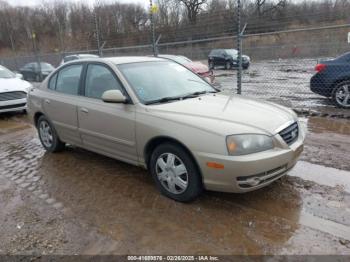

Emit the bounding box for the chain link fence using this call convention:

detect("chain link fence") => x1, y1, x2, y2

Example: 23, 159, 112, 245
0, 4, 349, 112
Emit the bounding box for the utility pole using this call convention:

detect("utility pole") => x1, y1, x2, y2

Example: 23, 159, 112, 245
150, 0, 157, 56
237, 0, 242, 95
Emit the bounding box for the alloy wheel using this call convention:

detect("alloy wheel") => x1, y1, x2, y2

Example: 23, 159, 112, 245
335, 84, 350, 108
155, 153, 189, 195
39, 121, 53, 148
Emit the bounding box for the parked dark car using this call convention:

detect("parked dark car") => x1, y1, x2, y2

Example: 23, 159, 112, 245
20, 62, 55, 82
208, 49, 250, 70
60, 54, 100, 65
310, 52, 350, 108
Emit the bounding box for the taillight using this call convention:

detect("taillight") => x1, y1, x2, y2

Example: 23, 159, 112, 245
315, 64, 327, 72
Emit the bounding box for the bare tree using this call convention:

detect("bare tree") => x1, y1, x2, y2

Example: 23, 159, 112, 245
178, 0, 207, 24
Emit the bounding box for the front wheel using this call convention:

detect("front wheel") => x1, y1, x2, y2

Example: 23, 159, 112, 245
333, 81, 350, 108
150, 143, 203, 202
209, 61, 215, 70
37, 115, 65, 152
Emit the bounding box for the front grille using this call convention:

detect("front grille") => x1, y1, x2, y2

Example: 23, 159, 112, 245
0, 91, 27, 101
0, 103, 26, 110
237, 165, 287, 189
279, 122, 299, 145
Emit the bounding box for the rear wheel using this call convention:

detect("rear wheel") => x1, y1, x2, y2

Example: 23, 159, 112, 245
150, 143, 202, 202
37, 115, 65, 152
333, 81, 350, 108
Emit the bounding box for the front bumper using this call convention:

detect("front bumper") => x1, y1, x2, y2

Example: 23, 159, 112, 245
194, 132, 305, 193
0, 98, 27, 113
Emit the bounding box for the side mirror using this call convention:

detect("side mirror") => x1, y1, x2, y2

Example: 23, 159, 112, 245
15, 73, 23, 79
102, 90, 127, 103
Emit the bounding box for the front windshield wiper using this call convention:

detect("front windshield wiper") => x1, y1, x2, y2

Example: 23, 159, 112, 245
144, 96, 183, 105
181, 90, 218, 99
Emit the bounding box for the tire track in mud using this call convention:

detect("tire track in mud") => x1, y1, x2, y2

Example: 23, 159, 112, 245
0, 136, 65, 211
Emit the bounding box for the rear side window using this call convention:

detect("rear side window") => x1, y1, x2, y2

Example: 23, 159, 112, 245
56, 64, 83, 95
210, 50, 219, 56
48, 73, 57, 90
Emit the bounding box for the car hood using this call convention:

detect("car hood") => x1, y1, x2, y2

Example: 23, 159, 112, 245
184, 62, 210, 74
0, 78, 31, 93
145, 94, 296, 136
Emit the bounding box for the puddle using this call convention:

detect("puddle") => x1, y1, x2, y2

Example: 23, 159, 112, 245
305, 117, 350, 135
289, 161, 350, 193
0, 113, 31, 135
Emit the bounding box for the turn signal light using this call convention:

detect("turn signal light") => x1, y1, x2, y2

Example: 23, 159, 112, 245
207, 162, 225, 169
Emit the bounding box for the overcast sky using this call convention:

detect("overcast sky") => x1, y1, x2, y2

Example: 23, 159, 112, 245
7, 0, 149, 8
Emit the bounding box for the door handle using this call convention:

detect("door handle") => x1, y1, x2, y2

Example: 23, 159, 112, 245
44, 99, 50, 104
80, 108, 89, 113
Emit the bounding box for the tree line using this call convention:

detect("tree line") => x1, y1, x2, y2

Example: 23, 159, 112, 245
0, 0, 349, 56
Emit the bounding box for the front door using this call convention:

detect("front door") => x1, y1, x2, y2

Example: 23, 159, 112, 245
77, 63, 137, 164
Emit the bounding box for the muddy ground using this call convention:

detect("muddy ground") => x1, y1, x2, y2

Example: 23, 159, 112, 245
213, 58, 350, 116
0, 111, 349, 256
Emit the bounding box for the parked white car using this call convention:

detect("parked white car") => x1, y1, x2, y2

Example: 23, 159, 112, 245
0, 65, 32, 113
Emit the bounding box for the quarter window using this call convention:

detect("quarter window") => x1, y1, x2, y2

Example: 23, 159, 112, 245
56, 64, 83, 95
85, 64, 123, 99
48, 73, 58, 90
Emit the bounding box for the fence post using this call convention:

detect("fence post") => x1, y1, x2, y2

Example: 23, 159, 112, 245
149, 0, 157, 56
31, 32, 42, 81
237, 0, 242, 95
94, 11, 101, 56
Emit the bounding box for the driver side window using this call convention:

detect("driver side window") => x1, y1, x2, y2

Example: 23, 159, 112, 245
85, 64, 123, 99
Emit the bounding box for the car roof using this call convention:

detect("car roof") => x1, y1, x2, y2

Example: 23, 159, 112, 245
102, 56, 165, 65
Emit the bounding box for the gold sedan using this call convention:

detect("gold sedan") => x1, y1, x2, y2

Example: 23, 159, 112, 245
28, 57, 305, 202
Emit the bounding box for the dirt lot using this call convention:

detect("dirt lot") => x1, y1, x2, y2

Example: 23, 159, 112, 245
214, 58, 350, 116
0, 110, 350, 256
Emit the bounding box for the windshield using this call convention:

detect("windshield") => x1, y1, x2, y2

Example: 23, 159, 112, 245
118, 61, 215, 104
0, 66, 15, 79
225, 49, 238, 57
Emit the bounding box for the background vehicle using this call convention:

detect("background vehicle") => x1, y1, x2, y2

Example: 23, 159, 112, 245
28, 57, 303, 202
310, 52, 350, 108
0, 65, 32, 113
208, 49, 250, 70
158, 54, 215, 84
20, 62, 55, 82
60, 54, 100, 65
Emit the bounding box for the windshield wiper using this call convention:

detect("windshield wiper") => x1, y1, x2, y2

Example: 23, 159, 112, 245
144, 96, 183, 105
181, 90, 218, 99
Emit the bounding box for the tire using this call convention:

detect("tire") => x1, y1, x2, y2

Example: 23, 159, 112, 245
225, 61, 231, 70
37, 115, 65, 152
243, 65, 249, 70
332, 81, 350, 108
209, 61, 215, 70
149, 143, 203, 202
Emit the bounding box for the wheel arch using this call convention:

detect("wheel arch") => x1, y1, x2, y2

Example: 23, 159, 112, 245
33, 112, 45, 128
144, 136, 203, 183
331, 77, 350, 95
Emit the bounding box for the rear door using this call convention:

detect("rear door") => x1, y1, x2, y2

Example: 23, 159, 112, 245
42, 63, 84, 145
77, 63, 137, 164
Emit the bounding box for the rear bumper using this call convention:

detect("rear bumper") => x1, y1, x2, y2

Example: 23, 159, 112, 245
310, 74, 334, 97
0, 98, 27, 113
194, 133, 305, 193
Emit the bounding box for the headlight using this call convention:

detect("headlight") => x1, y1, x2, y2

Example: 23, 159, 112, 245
226, 134, 274, 156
